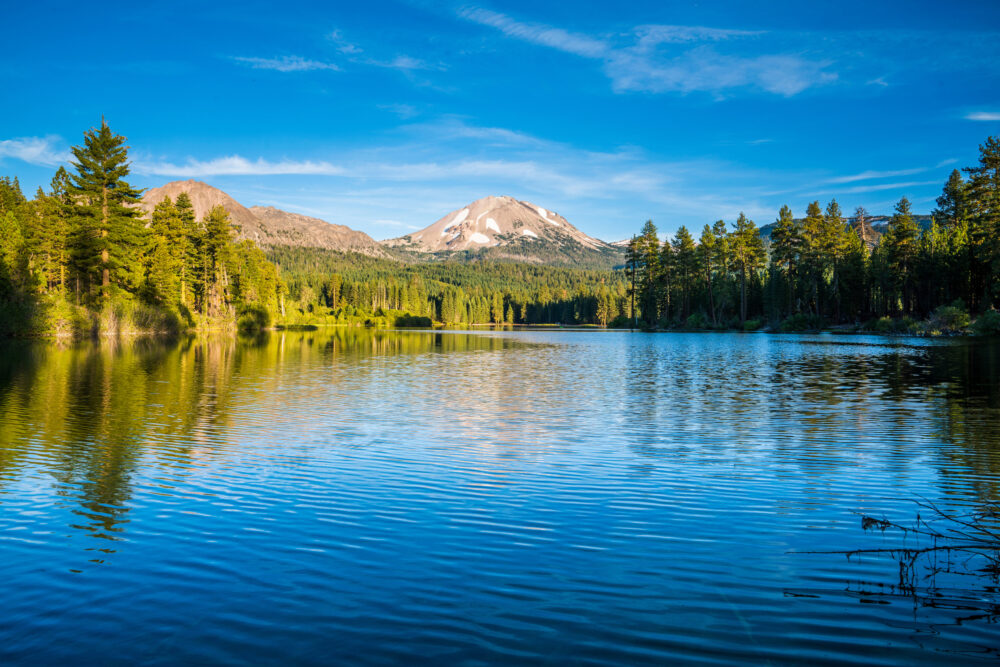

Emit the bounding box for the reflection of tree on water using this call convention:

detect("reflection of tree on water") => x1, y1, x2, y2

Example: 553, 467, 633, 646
772, 340, 1000, 642
0, 330, 532, 551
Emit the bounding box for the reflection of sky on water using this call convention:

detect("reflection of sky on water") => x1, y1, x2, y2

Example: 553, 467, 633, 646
1, 330, 998, 663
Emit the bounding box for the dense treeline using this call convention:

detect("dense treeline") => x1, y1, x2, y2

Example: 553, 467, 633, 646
270, 246, 631, 326
0, 121, 283, 335
625, 136, 1000, 333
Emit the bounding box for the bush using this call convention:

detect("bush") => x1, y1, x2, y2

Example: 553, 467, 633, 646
238, 304, 272, 333
780, 313, 824, 332
929, 301, 970, 332
685, 312, 710, 329
743, 318, 764, 331
394, 313, 433, 327
973, 309, 1000, 336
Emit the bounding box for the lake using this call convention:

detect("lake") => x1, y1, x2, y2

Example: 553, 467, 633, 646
1, 329, 999, 664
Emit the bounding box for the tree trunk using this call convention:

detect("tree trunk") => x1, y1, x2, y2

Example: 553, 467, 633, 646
740, 266, 747, 324
101, 185, 109, 293
706, 270, 717, 326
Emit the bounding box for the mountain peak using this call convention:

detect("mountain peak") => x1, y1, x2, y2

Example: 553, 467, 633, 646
384, 195, 610, 254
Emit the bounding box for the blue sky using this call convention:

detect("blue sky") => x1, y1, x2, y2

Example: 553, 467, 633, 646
2, 0, 999, 240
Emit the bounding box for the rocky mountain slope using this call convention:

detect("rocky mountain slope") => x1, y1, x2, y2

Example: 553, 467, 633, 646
384, 195, 622, 266
140, 180, 386, 257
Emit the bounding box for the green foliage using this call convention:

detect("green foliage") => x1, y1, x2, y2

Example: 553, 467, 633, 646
684, 312, 710, 329
742, 318, 764, 331
267, 246, 628, 327
68, 119, 146, 295
929, 301, 971, 332
0, 120, 284, 337
862, 315, 919, 335
779, 313, 824, 332
238, 304, 272, 333
973, 310, 1000, 336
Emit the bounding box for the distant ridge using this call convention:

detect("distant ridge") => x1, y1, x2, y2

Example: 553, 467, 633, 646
140, 180, 387, 257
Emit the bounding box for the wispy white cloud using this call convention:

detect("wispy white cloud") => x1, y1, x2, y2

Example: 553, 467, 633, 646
378, 103, 419, 119
0, 136, 70, 166
820, 180, 941, 195
232, 55, 340, 72
605, 46, 834, 96
138, 156, 346, 177
966, 111, 1000, 121
459, 8, 607, 57
324, 29, 437, 74
824, 167, 927, 184
364, 55, 434, 71
634, 24, 762, 45
374, 219, 421, 230
127, 117, 949, 238
328, 30, 362, 55
458, 7, 834, 96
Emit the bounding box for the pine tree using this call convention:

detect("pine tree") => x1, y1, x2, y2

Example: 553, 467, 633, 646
67, 119, 145, 298
637, 220, 660, 325
697, 224, 719, 325
884, 197, 919, 314
800, 201, 825, 316
730, 212, 765, 324
963, 136, 1000, 309
144, 197, 184, 305
770, 205, 800, 317
851, 206, 876, 249
933, 170, 969, 229
0, 210, 26, 297
672, 226, 697, 319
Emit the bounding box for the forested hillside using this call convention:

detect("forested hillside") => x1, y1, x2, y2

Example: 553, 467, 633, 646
269, 246, 629, 327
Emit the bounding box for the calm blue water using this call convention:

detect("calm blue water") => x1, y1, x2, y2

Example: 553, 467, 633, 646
1, 330, 999, 664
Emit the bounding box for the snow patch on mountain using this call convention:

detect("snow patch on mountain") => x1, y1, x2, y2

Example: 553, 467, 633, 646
443, 208, 470, 231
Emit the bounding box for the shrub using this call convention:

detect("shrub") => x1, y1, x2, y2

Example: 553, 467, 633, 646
238, 304, 272, 333
780, 313, 824, 332
973, 309, 1000, 336
685, 312, 710, 329
394, 313, 433, 327
929, 301, 970, 332
743, 318, 764, 331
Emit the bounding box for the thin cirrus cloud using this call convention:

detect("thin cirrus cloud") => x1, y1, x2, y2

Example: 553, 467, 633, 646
965, 111, 1000, 121
231, 55, 340, 72
457, 7, 834, 96
824, 167, 928, 184
326, 29, 436, 72
820, 180, 942, 196
138, 156, 346, 177
0, 136, 71, 167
